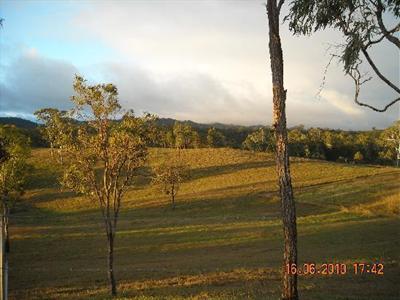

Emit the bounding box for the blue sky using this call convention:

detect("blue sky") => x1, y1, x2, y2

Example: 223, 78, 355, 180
0, 0, 399, 129
1, 1, 116, 68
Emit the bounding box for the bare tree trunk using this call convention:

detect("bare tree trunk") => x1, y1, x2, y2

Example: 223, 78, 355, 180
107, 232, 117, 296
3, 205, 8, 254
266, 1, 298, 299
50, 144, 54, 158
171, 184, 175, 210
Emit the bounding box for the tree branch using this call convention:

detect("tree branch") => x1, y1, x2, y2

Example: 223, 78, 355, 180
361, 47, 400, 94
278, 0, 285, 14
350, 66, 400, 112
375, 0, 400, 48
366, 33, 386, 47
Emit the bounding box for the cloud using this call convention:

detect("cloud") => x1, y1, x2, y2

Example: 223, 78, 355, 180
67, 1, 398, 129
92, 62, 272, 125
0, 48, 78, 116
1, 1, 398, 130
321, 90, 363, 116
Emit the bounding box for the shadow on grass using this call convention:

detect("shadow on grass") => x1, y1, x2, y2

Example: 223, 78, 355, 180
188, 160, 276, 181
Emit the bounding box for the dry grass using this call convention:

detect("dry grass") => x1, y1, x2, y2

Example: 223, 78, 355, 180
9, 148, 400, 299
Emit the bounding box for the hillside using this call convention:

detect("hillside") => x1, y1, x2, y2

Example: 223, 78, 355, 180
0, 117, 38, 129
9, 148, 400, 299
0, 116, 261, 131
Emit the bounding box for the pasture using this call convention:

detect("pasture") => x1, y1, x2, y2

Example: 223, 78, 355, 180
9, 148, 400, 299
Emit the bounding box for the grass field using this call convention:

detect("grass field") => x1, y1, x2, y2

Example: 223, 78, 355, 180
9, 148, 400, 299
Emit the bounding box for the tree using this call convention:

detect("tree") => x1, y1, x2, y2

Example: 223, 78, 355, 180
165, 130, 175, 148
0, 137, 8, 164
206, 127, 226, 147
152, 151, 189, 209
171, 122, 199, 149
266, 1, 298, 299
242, 128, 274, 152
378, 120, 400, 166
34, 108, 68, 159
287, 0, 400, 112
288, 128, 308, 157
191, 130, 202, 148
0, 125, 31, 256
353, 151, 364, 163
37, 75, 155, 296
306, 128, 326, 159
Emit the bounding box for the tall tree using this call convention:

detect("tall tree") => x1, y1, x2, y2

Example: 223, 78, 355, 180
36, 75, 155, 296
287, 0, 400, 112
266, 1, 298, 299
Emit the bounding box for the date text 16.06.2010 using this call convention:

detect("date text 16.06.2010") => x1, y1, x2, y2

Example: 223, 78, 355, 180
285, 263, 384, 276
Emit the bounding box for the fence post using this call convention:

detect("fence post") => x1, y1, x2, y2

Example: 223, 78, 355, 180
0, 212, 4, 300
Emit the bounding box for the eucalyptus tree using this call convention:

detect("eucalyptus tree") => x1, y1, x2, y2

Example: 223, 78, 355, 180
36, 75, 156, 296
379, 120, 400, 166
287, 0, 400, 112
265, 1, 298, 299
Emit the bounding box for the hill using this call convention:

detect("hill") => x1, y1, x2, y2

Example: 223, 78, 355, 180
0, 117, 38, 129
9, 148, 400, 299
0, 116, 261, 131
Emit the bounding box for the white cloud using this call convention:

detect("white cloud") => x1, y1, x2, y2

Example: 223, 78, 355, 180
321, 90, 364, 116
1, 1, 398, 130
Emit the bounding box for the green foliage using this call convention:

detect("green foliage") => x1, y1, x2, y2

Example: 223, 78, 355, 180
242, 128, 274, 152
207, 127, 226, 148
287, 0, 399, 73
34, 108, 69, 156
282, 124, 400, 164
287, 0, 400, 112
0, 125, 31, 203
37, 74, 157, 226
353, 151, 364, 162
0, 117, 47, 147
378, 120, 400, 164
173, 122, 198, 149
54, 77, 153, 197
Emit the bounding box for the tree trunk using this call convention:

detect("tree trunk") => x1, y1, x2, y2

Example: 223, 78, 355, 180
266, 1, 298, 300
3, 205, 9, 254
171, 184, 175, 210
107, 232, 117, 296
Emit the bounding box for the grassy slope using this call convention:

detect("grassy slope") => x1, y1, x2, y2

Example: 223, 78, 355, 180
10, 148, 400, 300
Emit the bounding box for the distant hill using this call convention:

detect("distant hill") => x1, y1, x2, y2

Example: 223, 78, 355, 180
0, 117, 260, 149
156, 118, 264, 130
0, 117, 38, 129
0, 116, 263, 131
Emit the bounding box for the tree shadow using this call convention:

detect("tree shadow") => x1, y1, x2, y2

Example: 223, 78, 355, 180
188, 160, 276, 181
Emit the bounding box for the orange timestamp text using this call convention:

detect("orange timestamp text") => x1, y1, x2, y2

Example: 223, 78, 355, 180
285, 262, 384, 276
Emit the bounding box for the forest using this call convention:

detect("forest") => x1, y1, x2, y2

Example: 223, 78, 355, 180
1, 116, 399, 166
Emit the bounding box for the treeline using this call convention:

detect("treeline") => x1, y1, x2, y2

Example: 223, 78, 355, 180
1, 117, 399, 166
242, 124, 399, 166
151, 122, 247, 148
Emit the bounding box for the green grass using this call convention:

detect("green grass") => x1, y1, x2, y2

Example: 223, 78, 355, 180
9, 148, 400, 299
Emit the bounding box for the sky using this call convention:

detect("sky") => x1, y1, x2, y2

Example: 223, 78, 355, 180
0, 0, 399, 130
